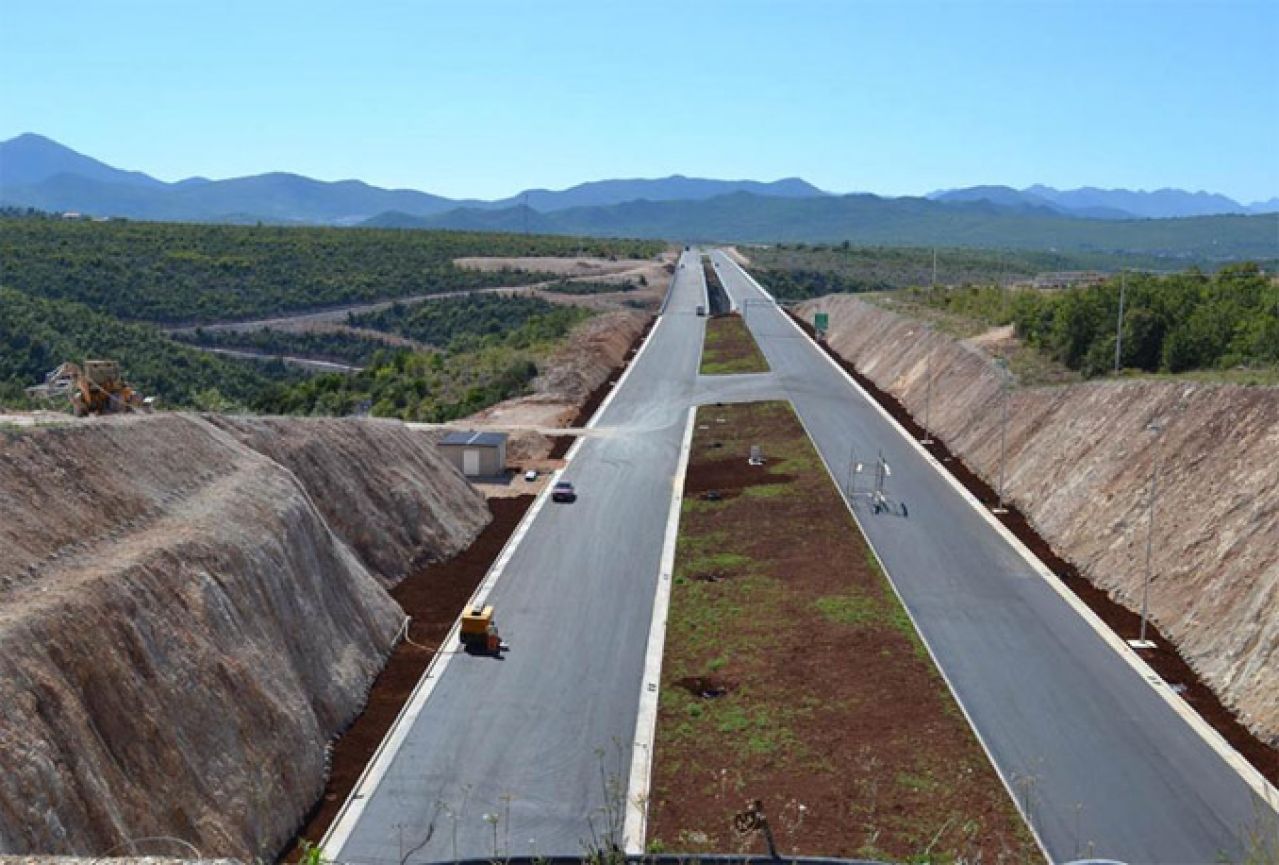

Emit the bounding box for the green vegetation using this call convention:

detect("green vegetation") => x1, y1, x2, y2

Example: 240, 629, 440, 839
348, 293, 588, 350
746, 242, 1279, 301
0, 217, 661, 324
905, 263, 1279, 377
542, 279, 640, 295
251, 297, 592, 420
0, 286, 293, 409
173, 327, 392, 366
699, 314, 770, 374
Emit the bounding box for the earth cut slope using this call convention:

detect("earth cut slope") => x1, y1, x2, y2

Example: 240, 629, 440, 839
0, 413, 489, 859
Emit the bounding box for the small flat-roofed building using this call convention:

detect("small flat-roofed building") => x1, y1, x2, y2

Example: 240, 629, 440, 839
438, 430, 508, 478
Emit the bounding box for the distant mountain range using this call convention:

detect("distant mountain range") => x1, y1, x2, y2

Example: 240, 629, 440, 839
928, 183, 1279, 219
365, 193, 1279, 260
1, 133, 1276, 258
0, 133, 826, 224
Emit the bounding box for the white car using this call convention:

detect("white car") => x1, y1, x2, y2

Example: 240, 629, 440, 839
523, 469, 538, 482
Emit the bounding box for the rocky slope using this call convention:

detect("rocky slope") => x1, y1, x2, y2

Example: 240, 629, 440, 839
800, 294, 1279, 746
0, 414, 489, 858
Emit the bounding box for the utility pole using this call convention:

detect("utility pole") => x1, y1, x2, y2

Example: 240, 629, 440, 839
993, 356, 1010, 514
1114, 270, 1127, 374
523, 192, 529, 236
931, 247, 938, 289
1131, 421, 1165, 648
920, 348, 934, 445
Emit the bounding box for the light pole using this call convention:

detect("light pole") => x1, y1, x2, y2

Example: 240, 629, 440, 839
1132, 421, 1165, 649
1113, 270, 1127, 374
993, 356, 1011, 514
920, 348, 935, 445
846, 447, 863, 499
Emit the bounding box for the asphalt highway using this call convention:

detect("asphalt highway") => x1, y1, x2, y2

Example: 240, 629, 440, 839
709, 249, 1275, 864
325, 251, 708, 864
325, 244, 1272, 865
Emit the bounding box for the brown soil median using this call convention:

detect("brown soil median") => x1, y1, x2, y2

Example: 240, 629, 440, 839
646, 402, 1038, 862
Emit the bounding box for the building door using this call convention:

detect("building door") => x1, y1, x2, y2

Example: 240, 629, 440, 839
463, 449, 481, 476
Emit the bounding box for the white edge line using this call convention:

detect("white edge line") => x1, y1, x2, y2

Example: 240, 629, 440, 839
715, 251, 1279, 811
321, 270, 676, 858
622, 406, 697, 853
786, 403, 1055, 864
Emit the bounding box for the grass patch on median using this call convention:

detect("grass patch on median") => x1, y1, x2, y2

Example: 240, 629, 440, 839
700, 314, 770, 374
647, 401, 1039, 862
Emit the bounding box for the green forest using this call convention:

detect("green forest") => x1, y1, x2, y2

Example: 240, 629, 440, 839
0, 286, 293, 409
348, 293, 590, 350
542, 279, 640, 295
909, 263, 1279, 376
173, 327, 393, 366
747, 242, 1279, 300
0, 217, 663, 324
2, 284, 597, 420
253, 298, 591, 420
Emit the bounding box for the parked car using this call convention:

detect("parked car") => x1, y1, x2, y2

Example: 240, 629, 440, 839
551, 480, 577, 502
524, 469, 538, 482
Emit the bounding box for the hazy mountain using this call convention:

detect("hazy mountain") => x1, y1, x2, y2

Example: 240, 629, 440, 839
929, 184, 1278, 219
0, 134, 829, 224
1023, 185, 1251, 219
368, 191, 1278, 261
484, 175, 827, 212
3, 134, 1274, 246
0, 132, 165, 189
930, 185, 1133, 219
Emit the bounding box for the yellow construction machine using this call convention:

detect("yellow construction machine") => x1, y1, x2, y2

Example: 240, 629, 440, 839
33, 360, 151, 416
459, 605, 507, 656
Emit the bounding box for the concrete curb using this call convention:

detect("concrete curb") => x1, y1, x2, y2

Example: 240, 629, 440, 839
622, 407, 698, 853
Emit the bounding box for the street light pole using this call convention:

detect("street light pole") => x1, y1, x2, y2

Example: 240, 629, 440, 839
1133, 421, 1166, 648
920, 348, 934, 445
1140, 454, 1159, 645
993, 356, 1010, 514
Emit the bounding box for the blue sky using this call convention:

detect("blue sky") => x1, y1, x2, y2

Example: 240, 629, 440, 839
2, 0, 1276, 201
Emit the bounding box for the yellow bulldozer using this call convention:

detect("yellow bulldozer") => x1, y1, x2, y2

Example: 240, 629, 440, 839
31, 360, 151, 416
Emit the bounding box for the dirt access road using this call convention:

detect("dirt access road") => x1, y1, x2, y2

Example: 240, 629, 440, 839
165, 254, 673, 336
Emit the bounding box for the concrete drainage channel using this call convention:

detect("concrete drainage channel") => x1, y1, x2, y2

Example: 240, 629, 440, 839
786, 310, 1279, 793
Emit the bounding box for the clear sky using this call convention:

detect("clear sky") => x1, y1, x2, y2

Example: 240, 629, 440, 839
2, 0, 1276, 201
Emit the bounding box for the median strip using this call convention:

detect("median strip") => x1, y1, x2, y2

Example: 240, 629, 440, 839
645, 400, 1038, 862
699, 316, 770, 375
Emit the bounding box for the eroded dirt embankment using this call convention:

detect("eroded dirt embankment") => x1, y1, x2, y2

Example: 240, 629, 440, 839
0, 414, 489, 859
464, 308, 650, 469
799, 294, 1279, 747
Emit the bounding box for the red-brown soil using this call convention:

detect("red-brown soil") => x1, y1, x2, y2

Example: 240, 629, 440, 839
647, 402, 1038, 862
283, 496, 534, 859
788, 311, 1279, 789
